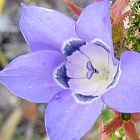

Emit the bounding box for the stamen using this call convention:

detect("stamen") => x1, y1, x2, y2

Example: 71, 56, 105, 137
86, 61, 99, 80
63, 0, 82, 15
86, 61, 94, 71
86, 70, 94, 80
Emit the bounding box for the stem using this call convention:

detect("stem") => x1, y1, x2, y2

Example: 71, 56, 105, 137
0, 107, 23, 140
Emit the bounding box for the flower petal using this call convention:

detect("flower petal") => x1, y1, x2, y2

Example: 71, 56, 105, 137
75, 0, 113, 52
46, 90, 104, 140
102, 51, 140, 113
20, 4, 78, 52
0, 50, 66, 103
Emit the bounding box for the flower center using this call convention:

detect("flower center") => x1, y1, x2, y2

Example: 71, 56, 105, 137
86, 60, 111, 82
55, 39, 120, 103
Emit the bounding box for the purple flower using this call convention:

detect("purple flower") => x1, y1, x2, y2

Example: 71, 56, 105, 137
0, 0, 140, 139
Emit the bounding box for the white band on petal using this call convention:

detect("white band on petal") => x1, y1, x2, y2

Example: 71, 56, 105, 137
72, 93, 99, 104
92, 38, 111, 53
107, 64, 121, 90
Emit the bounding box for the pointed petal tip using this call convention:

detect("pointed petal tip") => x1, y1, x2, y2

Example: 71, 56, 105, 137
21, 3, 28, 11
46, 90, 103, 140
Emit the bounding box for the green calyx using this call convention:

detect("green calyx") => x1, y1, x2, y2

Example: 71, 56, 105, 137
121, 113, 131, 121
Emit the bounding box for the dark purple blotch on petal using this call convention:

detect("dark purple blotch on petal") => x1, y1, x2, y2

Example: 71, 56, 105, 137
74, 93, 98, 103
56, 64, 70, 88
63, 40, 86, 56
46, 90, 103, 140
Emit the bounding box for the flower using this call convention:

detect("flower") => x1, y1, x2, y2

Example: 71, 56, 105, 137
104, 111, 140, 140
0, 0, 140, 140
